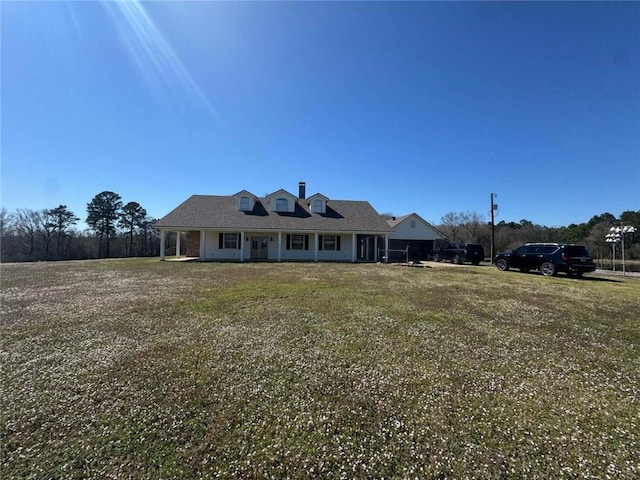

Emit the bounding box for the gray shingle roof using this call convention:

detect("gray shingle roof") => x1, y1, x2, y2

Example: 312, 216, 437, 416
155, 195, 393, 233
386, 214, 412, 228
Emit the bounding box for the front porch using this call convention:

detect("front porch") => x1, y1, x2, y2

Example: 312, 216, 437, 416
159, 230, 389, 263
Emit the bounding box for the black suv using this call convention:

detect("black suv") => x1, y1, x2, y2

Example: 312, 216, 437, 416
494, 243, 596, 277
433, 243, 484, 265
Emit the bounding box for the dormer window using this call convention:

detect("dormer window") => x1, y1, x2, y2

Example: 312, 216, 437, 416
265, 188, 296, 212
275, 198, 288, 212
233, 190, 257, 211
307, 193, 328, 214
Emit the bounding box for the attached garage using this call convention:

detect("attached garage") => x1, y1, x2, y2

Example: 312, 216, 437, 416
386, 213, 446, 261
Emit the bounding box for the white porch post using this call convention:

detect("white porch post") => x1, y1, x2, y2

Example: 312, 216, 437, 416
160, 230, 166, 261
374, 236, 379, 262
314, 233, 319, 262
175, 231, 181, 257
240, 231, 245, 262
352, 233, 357, 262
385, 235, 389, 263
199, 230, 206, 261
277, 232, 282, 261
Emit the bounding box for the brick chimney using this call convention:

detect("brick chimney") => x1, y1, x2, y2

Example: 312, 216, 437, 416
298, 181, 306, 199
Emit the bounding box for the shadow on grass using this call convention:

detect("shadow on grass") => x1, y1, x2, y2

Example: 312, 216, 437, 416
578, 275, 623, 283
488, 268, 623, 283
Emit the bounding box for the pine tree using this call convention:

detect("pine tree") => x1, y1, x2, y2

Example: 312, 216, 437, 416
86, 191, 123, 258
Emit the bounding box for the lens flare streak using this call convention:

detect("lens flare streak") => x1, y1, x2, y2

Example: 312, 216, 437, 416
102, 0, 218, 118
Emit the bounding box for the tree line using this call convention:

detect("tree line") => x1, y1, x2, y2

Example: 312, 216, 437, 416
2, 192, 638, 264
436, 210, 640, 263
1, 191, 163, 262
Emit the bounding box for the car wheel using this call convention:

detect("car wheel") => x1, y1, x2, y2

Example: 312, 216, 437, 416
540, 262, 557, 276
434, 254, 440, 262
496, 259, 509, 271
574, 271, 584, 278
452, 254, 460, 265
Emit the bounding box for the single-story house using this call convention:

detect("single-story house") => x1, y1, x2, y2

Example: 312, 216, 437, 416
154, 182, 395, 262
386, 213, 446, 261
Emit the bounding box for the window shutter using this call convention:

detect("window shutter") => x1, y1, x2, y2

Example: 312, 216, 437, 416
286, 234, 291, 250
337, 235, 341, 251
235, 233, 240, 249
319, 235, 323, 251
218, 233, 223, 249
304, 235, 309, 250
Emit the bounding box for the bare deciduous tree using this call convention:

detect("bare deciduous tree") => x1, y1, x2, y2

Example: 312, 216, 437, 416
440, 212, 461, 241
14, 209, 44, 257
459, 211, 486, 242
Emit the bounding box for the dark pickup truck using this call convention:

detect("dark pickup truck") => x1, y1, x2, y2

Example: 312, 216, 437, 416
433, 243, 484, 265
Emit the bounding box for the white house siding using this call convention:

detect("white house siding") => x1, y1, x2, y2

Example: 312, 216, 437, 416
317, 235, 354, 262
388, 215, 443, 241
279, 234, 355, 262
280, 234, 313, 261
200, 231, 356, 262
203, 231, 242, 260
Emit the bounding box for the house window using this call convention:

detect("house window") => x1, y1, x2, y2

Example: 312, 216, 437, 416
275, 198, 288, 211
287, 234, 308, 250
410, 220, 416, 228
322, 235, 336, 251
239, 196, 250, 211
291, 234, 304, 250
312, 199, 323, 213
224, 233, 239, 249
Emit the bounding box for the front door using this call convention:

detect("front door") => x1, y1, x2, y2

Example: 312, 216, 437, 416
251, 237, 269, 260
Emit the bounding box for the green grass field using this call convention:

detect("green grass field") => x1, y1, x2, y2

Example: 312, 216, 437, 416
1, 259, 638, 479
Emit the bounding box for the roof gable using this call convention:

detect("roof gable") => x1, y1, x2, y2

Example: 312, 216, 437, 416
387, 213, 446, 240
232, 189, 257, 200
307, 192, 329, 202
265, 189, 297, 201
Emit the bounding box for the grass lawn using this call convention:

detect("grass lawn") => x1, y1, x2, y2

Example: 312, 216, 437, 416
1, 259, 639, 479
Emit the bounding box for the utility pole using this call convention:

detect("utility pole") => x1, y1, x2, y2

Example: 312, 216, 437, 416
490, 193, 497, 263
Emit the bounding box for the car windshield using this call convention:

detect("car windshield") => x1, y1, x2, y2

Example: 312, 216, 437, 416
564, 245, 590, 257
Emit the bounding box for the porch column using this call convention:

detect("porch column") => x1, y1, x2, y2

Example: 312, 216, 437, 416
175, 231, 181, 257
277, 232, 282, 261
374, 236, 379, 262
160, 230, 166, 261
385, 235, 389, 263
199, 230, 206, 261
352, 233, 357, 262
240, 231, 245, 262
314, 233, 319, 262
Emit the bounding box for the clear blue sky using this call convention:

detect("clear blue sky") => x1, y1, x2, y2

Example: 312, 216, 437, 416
2, 1, 639, 229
